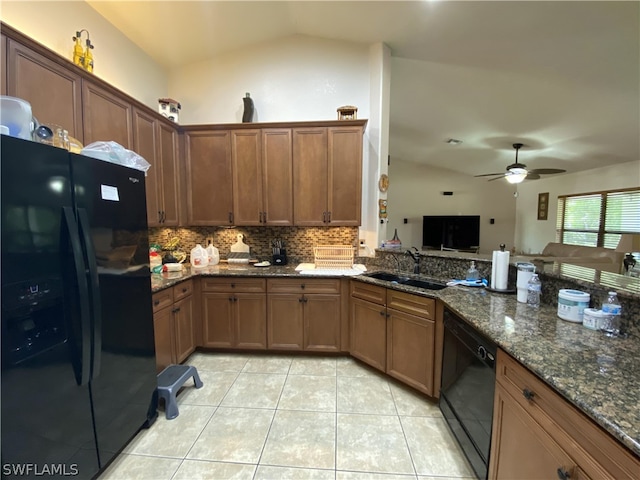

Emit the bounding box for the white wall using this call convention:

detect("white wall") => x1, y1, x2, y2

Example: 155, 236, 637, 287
0, 1, 168, 109
515, 160, 640, 254
168, 35, 370, 124
387, 160, 516, 253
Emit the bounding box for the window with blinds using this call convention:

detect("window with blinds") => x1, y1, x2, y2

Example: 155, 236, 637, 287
556, 188, 640, 249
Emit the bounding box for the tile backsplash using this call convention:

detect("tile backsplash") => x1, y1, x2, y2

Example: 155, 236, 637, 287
149, 226, 358, 263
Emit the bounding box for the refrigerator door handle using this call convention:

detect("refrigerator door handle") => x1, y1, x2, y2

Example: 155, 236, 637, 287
62, 207, 92, 386
78, 208, 102, 380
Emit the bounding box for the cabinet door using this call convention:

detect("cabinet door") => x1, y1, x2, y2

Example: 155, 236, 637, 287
267, 294, 304, 350
1, 34, 7, 95
82, 80, 133, 148
157, 122, 180, 226
350, 297, 387, 372
185, 130, 233, 225
234, 293, 267, 349
489, 385, 582, 480
293, 127, 328, 225
173, 295, 195, 364
304, 294, 341, 352
262, 128, 293, 225
327, 126, 362, 225
7, 39, 83, 141
386, 308, 435, 395
153, 307, 174, 372
232, 129, 262, 225
202, 292, 234, 348
132, 108, 160, 226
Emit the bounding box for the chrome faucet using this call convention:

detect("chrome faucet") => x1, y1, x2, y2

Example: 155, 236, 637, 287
405, 247, 421, 274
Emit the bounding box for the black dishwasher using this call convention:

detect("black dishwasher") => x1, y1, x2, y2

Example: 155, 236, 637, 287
439, 307, 497, 480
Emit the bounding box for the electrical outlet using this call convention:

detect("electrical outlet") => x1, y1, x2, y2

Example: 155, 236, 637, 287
205, 236, 214, 246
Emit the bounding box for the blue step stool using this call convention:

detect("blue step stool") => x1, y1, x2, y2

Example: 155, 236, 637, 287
157, 364, 203, 420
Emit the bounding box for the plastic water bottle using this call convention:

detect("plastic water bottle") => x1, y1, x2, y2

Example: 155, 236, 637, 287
526, 274, 541, 308
601, 292, 622, 337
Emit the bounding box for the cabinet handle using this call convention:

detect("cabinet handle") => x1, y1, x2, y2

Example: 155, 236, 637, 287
299, 297, 303, 303
182, 287, 187, 293
229, 296, 233, 302
161, 211, 165, 223
523, 388, 535, 401
157, 210, 162, 223
233, 297, 238, 302
379, 311, 385, 316
263, 211, 267, 223
300, 284, 305, 290
231, 283, 235, 288
557, 467, 571, 480
172, 307, 180, 313
327, 211, 331, 223
302, 296, 307, 303
153, 300, 160, 306
228, 212, 234, 224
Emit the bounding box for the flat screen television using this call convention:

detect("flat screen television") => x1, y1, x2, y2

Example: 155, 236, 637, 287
422, 215, 480, 250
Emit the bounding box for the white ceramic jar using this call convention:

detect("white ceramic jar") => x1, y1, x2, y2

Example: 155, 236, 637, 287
557, 289, 590, 323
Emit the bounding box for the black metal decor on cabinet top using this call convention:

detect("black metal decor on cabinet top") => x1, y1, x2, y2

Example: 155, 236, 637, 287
1, 135, 158, 479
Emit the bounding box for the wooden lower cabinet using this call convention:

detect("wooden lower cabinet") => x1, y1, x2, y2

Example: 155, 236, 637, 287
266, 279, 341, 352
489, 349, 640, 479
152, 280, 195, 372
386, 308, 434, 395
201, 278, 267, 349
350, 280, 438, 395
350, 295, 387, 371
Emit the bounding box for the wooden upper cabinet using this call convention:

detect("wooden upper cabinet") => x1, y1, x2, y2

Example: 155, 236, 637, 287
132, 108, 160, 225
157, 122, 180, 226
185, 130, 233, 225
1, 34, 7, 95
82, 80, 133, 148
7, 39, 83, 141
293, 127, 328, 226
231, 129, 263, 225
328, 126, 363, 225
262, 128, 293, 225
293, 125, 364, 226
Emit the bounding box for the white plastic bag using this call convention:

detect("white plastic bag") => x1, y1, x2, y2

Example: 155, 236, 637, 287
190, 244, 209, 268
81, 141, 151, 174
206, 244, 220, 266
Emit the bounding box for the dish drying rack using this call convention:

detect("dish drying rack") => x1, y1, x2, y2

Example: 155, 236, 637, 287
313, 245, 355, 269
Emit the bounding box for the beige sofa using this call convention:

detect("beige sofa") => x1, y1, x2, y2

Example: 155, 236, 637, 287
522, 242, 624, 271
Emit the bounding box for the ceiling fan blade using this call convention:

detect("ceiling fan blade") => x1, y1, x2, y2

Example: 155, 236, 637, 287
474, 173, 504, 177
525, 173, 541, 180
528, 168, 566, 175
487, 175, 506, 182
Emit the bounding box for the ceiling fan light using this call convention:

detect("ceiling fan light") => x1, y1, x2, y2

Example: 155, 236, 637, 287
506, 168, 527, 184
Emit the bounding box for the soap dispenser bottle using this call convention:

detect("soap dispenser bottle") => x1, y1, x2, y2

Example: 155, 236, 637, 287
466, 261, 479, 282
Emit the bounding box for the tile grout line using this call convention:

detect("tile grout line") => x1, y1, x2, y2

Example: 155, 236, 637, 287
251, 357, 292, 479
389, 377, 420, 479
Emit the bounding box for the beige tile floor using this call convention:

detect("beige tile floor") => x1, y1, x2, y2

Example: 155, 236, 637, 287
100, 353, 475, 480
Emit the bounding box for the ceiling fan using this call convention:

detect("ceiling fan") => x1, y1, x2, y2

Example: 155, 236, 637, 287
475, 143, 567, 184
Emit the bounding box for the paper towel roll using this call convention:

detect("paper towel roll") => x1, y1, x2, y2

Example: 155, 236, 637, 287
491, 250, 510, 290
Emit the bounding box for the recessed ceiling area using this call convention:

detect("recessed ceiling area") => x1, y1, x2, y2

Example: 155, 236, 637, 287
88, 1, 640, 179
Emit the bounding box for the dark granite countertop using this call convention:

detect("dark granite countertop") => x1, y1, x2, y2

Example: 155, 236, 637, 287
150, 265, 640, 458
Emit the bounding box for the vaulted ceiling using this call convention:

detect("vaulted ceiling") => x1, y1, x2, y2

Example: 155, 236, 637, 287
89, 1, 639, 180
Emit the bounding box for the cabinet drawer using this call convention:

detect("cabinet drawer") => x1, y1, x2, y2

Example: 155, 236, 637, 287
152, 289, 173, 313
496, 349, 639, 479
201, 277, 266, 293
267, 278, 340, 294
386, 290, 434, 319
350, 280, 386, 305
173, 279, 193, 302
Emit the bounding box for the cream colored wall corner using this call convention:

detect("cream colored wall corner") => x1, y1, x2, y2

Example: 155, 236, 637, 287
1, 1, 168, 109
514, 160, 640, 254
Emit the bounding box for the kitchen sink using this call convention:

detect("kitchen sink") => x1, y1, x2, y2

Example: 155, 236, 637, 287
401, 279, 447, 290
364, 272, 447, 290
365, 272, 409, 283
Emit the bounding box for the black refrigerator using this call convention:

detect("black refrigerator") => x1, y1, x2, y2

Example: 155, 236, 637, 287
1, 136, 158, 479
